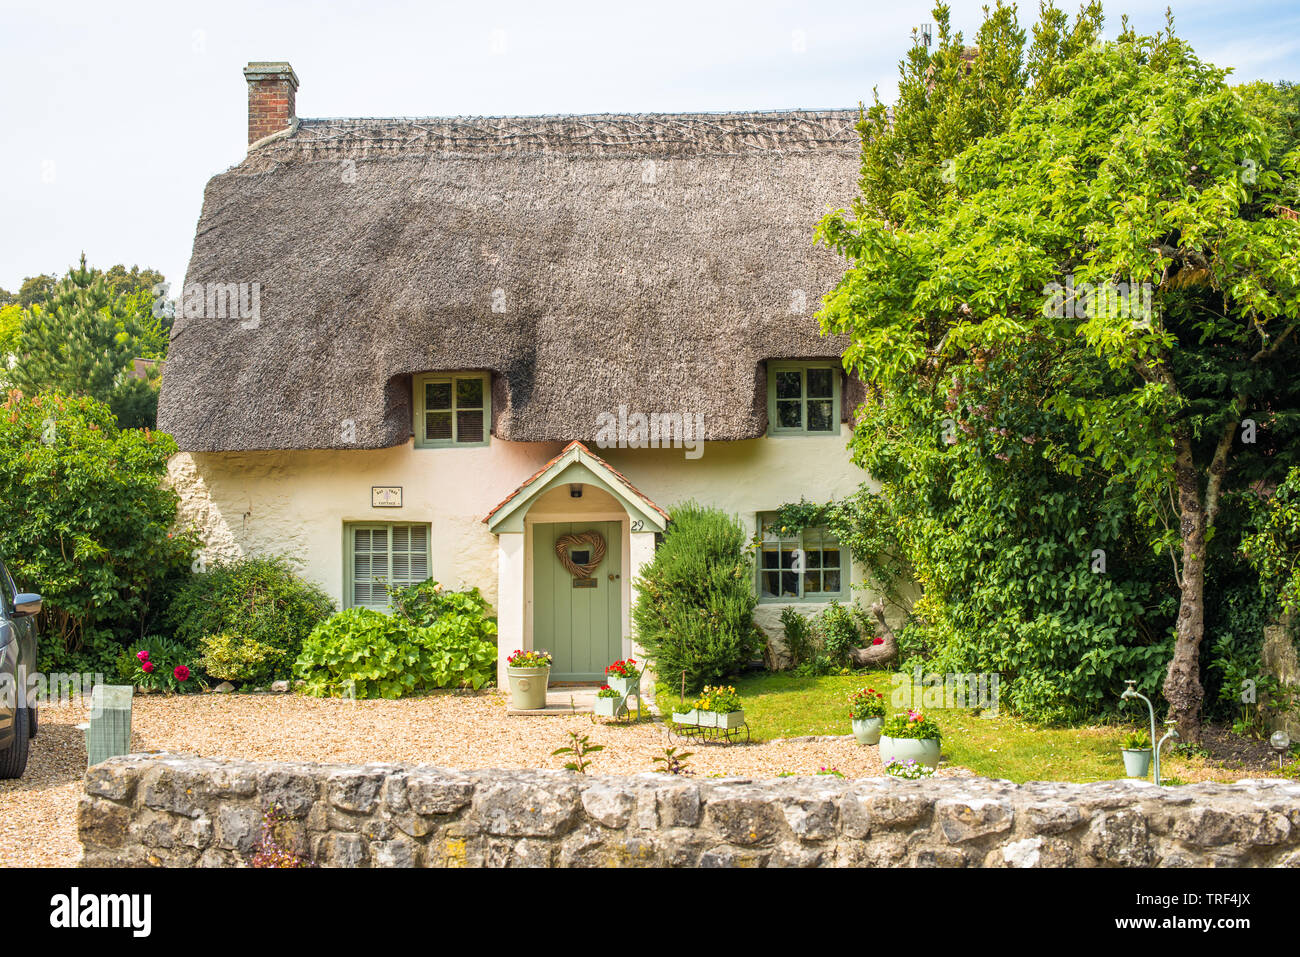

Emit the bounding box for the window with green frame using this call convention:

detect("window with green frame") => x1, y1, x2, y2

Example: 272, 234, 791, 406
767, 362, 840, 435
346, 523, 431, 608
756, 512, 847, 602
414, 373, 490, 447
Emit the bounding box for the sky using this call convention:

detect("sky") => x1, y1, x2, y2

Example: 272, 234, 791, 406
3, 0, 1300, 294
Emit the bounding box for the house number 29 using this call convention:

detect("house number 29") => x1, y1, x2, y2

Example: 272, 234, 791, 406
631, 520, 644, 531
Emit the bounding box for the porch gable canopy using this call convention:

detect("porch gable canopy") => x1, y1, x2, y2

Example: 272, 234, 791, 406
484, 441, 669, 534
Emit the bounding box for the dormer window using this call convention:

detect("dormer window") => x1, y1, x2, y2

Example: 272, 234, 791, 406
414, 372, 490, 448
767, 362, 840, 435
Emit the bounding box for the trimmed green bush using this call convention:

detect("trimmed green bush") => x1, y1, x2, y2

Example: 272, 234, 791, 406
196, 633, 283, 684
0, 390, 196, 673
167, 556, 335, 684
632, 501, 763, 692
294, 606, 496, 699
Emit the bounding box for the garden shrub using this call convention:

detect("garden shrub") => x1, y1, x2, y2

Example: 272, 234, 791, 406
196, 632, 283, 684
0, 390, 196, 673
114, 635, 201, 693
779, 606, 814, 668
389, 579, 494, 628
632, 501, 763, 692
294, 606, 496, 699
167, 556, 335, 684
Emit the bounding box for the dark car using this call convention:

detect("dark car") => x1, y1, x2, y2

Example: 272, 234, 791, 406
0, 559, 40, 779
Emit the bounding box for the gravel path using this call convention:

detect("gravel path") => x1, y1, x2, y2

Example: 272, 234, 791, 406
0, 691, 889, 867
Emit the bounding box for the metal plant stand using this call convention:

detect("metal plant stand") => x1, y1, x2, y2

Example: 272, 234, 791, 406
667, 716, 751, 745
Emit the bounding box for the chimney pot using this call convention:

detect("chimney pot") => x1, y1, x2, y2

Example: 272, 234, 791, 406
243, 61, 299, 147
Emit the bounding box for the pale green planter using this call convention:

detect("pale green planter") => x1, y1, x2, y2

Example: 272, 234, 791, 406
594, 696, 627, 718
851, 716, 884, 746
606, 674, 640, 696
879, 735, 941, 770
507, 666, 550, 710
672, 709, 701, 725
1122, 748, 1152, 778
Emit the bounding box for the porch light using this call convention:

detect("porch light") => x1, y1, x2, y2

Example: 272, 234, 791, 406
570, 484, 583, 498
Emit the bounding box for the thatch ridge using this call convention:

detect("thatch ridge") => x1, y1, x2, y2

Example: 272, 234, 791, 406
159, 109, 862, 451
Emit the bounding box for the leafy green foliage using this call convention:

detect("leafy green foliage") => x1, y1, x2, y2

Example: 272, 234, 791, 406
882, 711, 942, 741
631, 502, 763, 692
9, 256, 171, 429
818, 7, 1300, 729
196, 632, 284, 684
294, 606, 496, 699
114, 635, 201, 693
552, 731, 603, 773
1242, 467, 1300, 616
388, 578, 493, 628
167, 556, 335, 684
0, 391, 194, 672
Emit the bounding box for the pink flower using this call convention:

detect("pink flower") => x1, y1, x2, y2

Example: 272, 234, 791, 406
872, 637, 884, 646
142, 661, 155, 673
174, 665, 190, 682
136, 650, 149, 662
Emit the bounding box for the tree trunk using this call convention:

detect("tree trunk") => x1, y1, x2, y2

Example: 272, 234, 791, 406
1164, 427, 1207, 743
850, 600, 900, 668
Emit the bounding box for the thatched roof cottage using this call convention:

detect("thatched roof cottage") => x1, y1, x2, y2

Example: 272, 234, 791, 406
160, 62, 871, 686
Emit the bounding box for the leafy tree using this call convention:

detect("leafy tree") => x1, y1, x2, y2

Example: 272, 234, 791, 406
10, 255, 164, 427
819, 11, 1300, 738
16, 274, 55, 309
1242, 468, 1300, 617
632, 502, 763, 692
0, 390, 196, 671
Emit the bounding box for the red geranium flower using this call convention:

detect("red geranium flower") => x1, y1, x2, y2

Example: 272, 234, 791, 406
136, 650, 150, 662
174, 665, 190, 682
141, 660, 154, 673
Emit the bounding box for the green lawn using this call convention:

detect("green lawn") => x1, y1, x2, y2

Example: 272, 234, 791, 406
656, 671, 1240, 784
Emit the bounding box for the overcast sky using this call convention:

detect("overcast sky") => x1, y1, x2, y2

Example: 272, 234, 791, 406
3, 0, 1299, 293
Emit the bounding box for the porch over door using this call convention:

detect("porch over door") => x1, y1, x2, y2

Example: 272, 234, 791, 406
532, 521, 622, 681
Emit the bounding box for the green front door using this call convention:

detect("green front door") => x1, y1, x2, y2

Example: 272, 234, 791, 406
533, 521, 622, 681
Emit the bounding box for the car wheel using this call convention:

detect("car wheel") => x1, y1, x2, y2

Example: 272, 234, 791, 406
0, 705, 31, 779
28, 705, 37, 738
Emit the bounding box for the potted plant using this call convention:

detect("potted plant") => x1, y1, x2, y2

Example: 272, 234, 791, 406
1121, 730, 1153, 778
878, 710, 942, 770
848, 687, 886, 745
505, 649, 552, 710
604, 658, 641, 696
593, 684, 628, 718
672, 685, 745, 728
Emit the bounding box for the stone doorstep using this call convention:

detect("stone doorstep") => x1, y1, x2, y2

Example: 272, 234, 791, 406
506, 684, 654, 717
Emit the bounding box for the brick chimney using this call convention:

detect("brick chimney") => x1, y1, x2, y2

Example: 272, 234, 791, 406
243, 61, 299, 147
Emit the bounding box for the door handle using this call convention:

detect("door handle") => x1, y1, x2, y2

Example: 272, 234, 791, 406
608, 574, 619, 581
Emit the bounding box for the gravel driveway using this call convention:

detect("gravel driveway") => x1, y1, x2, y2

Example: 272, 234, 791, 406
1, 691, 887, 867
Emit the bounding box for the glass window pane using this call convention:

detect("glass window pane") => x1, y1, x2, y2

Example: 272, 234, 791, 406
456, 377, 484, 408
425, 411, 452, 441
805, 548, 821, 569
777, 400, 803, 429
761, 570, 781, 598
807, 368, 834, 398
775, 370, 802, 399
807, 399, 834, 432
780, 571, 799, 598
822, 569, 841, 594
761, 545, 781, 570
803, 570, 823, 594
821, 548, 841, 569
780, 545, 798, 570
425, 381, 452, 410
455, 409, 484, 442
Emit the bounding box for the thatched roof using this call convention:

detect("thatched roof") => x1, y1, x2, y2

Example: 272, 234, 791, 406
159, 111, 862, 451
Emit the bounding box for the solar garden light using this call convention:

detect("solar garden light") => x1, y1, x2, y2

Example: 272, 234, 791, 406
1270, 730, 1292, 770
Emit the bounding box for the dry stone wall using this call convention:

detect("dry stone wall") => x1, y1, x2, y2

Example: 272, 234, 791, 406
78, 754, 1300, 867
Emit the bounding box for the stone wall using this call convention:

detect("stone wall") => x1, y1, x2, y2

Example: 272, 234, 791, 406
78, 754, 1300, 867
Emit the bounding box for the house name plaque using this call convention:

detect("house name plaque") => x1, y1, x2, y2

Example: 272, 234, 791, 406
371, 486, 403, 508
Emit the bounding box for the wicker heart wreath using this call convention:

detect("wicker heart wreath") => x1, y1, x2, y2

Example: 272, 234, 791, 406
554, 530, 608, 580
